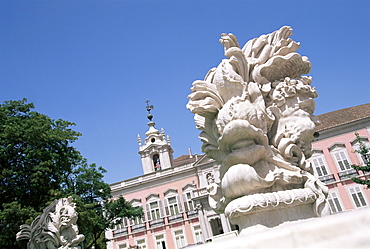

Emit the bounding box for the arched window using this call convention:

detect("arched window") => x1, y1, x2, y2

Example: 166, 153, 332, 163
153, 154, 161, 171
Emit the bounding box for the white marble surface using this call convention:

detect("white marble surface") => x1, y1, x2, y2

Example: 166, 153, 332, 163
16, 196, 84, 249
196, 208, 370, 248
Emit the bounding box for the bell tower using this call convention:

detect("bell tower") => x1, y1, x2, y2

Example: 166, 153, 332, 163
137, 100, 174, 174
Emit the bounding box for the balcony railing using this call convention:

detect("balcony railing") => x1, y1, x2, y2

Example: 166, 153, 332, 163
149, 218, 164, 228
113, 228, 128, 237
338, 168, 358, 180
131, 223, 146, 232
318, 174, 336, 183
168, 213, 184, 223
186, 209, 198, 218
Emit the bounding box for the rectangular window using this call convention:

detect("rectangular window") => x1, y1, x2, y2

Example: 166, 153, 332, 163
354, 141, 370, 166
137, 239, 147, 249
348, 186, 368, 208
333, 151, 351, 171
327, 191, 343, 213
183, 192, 195, 211
174, 230, 186, 249
130, 216, 144, 225
150, 201, 161, 220
115, 217, 130, 230
193, 225, 203, 243
312, 157, 328, 177
167, 196, 180, 216
155, 234, 166, 249
118, 243, 127, 249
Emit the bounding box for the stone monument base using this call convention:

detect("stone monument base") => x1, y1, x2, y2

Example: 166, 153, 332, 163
197, 207, 370, 248
231, 203, 316, 236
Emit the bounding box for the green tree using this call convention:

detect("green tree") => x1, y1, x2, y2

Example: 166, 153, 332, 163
0, 99, 142, 248
0, 99, 82, 247
66, 161, 143, 249
351, 132, 370, 188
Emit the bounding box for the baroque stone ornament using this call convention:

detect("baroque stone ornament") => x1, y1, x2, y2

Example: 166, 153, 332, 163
187, 26, 329, 234
16, 197, 85, 249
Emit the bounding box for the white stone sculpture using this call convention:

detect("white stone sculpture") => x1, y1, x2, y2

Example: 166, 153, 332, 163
187, 26, 329, 234
16, 196, 85, 249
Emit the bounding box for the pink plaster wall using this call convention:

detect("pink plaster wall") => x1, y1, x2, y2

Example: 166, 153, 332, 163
123, 176, 198, 203
113, 175, 200, 249
312, 128, 370, 211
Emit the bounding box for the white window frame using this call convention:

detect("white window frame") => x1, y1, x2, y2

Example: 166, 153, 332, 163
166, 196, 181, 216
182, 191, 195, 212
148, 201, 162, 220
145, 194, 164, 221
114, 217, 130, 230
352, 138, 370, 166
118, 242, 128, 249
347, 185, 368, 209
327, 190, 344, 213
136, 238, 147, 249
129, 216, 144, 226
330, 145, 352, 172
154, 233, 166, 249
192, 225, 203, 243
173, 229, 187, 249
164, 189, 183, 216
311, 152, 330, 177
129, 199, 144, 225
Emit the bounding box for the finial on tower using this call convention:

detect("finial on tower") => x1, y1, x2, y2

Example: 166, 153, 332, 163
146, 99, 154, 121
145, 99, 159, 136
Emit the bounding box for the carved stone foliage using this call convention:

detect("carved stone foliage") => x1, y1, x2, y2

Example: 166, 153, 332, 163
16, 197, 84, 249
187, 26, 329, 231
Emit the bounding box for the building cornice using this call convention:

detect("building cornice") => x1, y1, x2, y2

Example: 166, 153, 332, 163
110, 162, 197, 194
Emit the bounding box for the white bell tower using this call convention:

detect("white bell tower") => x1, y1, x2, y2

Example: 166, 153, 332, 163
137, 100, 174, 175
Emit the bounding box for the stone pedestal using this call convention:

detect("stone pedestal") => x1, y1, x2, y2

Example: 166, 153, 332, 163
232, 203, 316, 235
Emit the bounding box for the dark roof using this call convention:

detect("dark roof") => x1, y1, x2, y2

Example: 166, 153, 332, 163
316, 103, 370, 132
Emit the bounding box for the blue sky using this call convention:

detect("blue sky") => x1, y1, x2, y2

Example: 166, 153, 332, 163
1, 0, 369, 184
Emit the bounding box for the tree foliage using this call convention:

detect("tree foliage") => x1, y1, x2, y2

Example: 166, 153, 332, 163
0, 99, 142, 248
351, 132, 370, 188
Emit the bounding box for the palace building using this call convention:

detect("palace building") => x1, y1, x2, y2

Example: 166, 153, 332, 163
106, 103, 370, 249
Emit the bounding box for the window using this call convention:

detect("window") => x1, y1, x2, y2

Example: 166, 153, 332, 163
332, 150, 351, 171
155, 234, 167, 249
137, 239, 147, 249
114, 218, 127, 230
130, 216, 144, 226
147, 200, 164, 221
150, 201, 161, 220
130, 200, 144, 225
166, 196, 180, 216
352, 138, 370, 166
327, 191, 343, 213
183, 192, 195, 212
174, 230, 186, 249
118, 243, 128, 249
311, 156, 329, 177
153, 154, 161, 171
193, 225, 203, 243
348, 185, 368, 208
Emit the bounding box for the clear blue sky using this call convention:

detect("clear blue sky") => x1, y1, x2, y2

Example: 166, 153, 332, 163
1, 0, 369, 184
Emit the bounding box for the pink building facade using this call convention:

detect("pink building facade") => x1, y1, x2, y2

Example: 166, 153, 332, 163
106, 106, 233, 249
311, 103, 370, 213
106, 103, 370, 249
